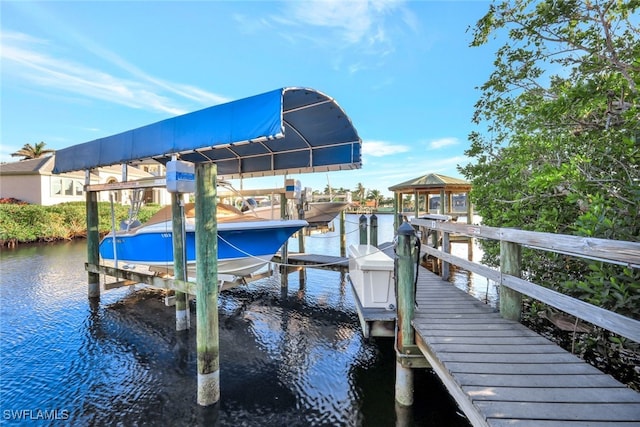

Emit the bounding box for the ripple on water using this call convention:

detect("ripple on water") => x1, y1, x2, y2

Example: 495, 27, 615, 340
1, 229, 472, 426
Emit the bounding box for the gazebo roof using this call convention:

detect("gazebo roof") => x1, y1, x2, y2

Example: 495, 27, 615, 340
388, 173, 470, 192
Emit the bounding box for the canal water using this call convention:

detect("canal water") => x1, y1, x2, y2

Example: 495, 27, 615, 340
0, 214, 491, 426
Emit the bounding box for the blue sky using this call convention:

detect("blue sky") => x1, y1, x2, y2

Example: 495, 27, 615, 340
1, 0, 496, 197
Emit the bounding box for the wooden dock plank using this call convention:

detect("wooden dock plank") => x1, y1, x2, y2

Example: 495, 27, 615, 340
455, 373, 628, 388
426, 336, 554, 346
429, 343, 566, 354
464, 386, 640, 402
419, 328, 542, 338
448, 361, 603, 375
488, 421, 640, 427
411, 266, 640, 427
477, 401, 640, 421
436, 351, 595, 364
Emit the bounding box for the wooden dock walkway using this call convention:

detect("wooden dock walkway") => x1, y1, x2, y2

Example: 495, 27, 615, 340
412, 265, 640, 427
273, 242, 640, 425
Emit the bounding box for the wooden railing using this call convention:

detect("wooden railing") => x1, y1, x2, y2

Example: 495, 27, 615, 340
410, 216, 640, 343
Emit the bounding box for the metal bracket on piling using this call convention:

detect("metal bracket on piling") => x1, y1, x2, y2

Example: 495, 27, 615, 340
395, 342, 431, 369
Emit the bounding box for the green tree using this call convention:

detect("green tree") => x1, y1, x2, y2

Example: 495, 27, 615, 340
354, 183, 366, 205
462, 0, 639, 387
11, 141, 55, 160
367, 189, 383, 208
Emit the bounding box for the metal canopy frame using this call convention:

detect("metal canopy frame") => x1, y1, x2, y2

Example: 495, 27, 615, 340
53, 87, 362, 178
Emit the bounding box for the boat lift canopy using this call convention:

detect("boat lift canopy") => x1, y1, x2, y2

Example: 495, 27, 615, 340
53, 87, 361, 178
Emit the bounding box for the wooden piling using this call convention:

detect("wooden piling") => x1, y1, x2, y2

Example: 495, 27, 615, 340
86, 189, 100, 299
500, 240, 522, 321
370, 214, 378, 248
395, 222, 417, 406
393, 192, 400, 231
339, 210, 346, 258
297, 200, 306, 289
395, 359, 414, 407
195, 163, 220, 406
280, 192, 289, 291
171, 193, 189, 331
297, 198, 305, 253
359, 214, 367, 245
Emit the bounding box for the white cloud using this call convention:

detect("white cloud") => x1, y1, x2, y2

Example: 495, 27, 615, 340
362, 139, 410, 157
428, 137, 459, 149
274, 0, 408, 67
0, 30, 230, 116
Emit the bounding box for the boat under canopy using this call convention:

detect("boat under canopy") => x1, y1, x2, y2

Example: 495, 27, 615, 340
99, 204, 307, 276
53, 87, 362, 177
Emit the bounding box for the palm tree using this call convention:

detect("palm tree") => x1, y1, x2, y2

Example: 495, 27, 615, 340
11, 141, 55, 160
354, 183, 366, 205
367, 189, 383, 208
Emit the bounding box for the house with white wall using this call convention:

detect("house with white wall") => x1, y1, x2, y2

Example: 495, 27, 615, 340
0, 156, 170, 206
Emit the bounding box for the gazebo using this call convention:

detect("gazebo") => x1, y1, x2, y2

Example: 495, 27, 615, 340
388, 173, 472, 223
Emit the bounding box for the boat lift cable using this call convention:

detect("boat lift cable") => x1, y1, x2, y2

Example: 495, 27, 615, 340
217, 234, 348, 269
215, 234, 306, 268
305, 227, 361, 239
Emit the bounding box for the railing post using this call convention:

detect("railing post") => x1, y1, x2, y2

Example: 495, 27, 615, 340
195, 162, 220, 406
430, 228, 439, 275
395, 222, 417, 406
442, 230, 450, 281
359, 214, 368, 245
370, 214, 378, 248
500, 240, 522, 321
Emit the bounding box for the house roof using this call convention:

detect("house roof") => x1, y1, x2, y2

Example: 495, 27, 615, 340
0, 156, 56, 175
0, 155, 151, 179
388, 173, 471, 192
53, 87, 362, 178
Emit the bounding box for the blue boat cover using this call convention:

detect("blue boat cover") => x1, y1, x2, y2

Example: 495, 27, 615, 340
53, 87, 362, 178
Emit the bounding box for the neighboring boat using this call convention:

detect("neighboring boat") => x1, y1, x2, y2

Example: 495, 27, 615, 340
99, 203, 307, 276
244, 200, 351, 227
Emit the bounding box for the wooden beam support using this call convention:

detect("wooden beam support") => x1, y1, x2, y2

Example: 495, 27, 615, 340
85, 263, 196, 294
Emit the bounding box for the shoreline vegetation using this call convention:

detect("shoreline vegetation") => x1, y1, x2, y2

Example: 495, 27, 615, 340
0, 199, 395, 247
0, 200, 163, 247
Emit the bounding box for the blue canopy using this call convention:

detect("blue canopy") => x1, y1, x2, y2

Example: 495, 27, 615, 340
53, 87, 361, 178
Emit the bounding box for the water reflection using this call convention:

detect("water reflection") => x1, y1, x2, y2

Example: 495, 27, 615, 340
0, 216, 472, 426
449, 240, 499, 307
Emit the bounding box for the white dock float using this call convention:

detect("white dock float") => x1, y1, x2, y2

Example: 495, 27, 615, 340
347, 244, 396, 338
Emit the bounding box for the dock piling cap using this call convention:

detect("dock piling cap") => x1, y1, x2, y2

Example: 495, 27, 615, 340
397, 222, 415, 236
